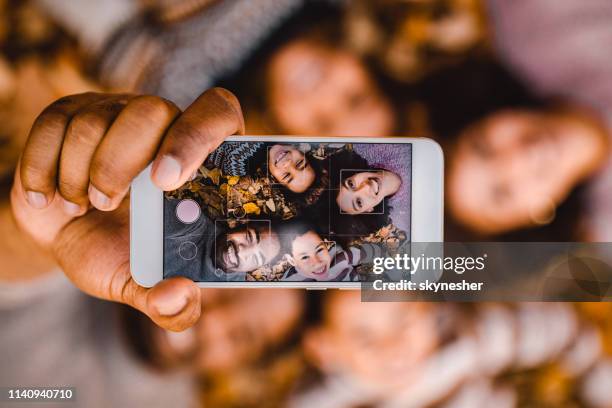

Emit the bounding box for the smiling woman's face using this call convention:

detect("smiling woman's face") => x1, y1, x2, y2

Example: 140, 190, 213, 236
268, 144, 315, 193
336, 170, 401, 214
447, 108, 609, 234
268, 39, 394, 137
303, 292, 438, 391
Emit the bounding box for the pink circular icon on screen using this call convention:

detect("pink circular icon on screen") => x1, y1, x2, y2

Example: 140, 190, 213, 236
176, 199, 201, 224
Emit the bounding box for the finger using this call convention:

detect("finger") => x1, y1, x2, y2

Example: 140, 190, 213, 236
53, 202, 201, 331
20, 93, 108, 209
107, 273, 202, 332
151, 87, 245, 191
11, 158, 75, 249
88, 95, 180, 211
58, 96, 132, 215
145, 278, 202, 331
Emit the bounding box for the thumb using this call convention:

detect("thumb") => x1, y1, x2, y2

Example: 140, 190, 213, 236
142, 277, 202, 331
53, 201, 201, 331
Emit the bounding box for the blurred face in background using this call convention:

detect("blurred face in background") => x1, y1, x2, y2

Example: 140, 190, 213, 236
304, 291, 438, 392
157, 289, 303, 374
268, 39, 395, 137
448, 108, 609, 235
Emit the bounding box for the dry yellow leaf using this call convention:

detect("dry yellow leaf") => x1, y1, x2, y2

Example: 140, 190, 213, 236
243, 202, 260, 215
219, 183, 228, 195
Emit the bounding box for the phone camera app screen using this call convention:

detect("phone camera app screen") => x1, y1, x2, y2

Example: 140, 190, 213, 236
163, 142, 411, 282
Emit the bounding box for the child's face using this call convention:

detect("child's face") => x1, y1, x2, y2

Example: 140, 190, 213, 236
304, 291, 438, 391
447, 108, 609, 234
290, 230, 332, 280
268, 39, 394, 137
268, 144, 315, 193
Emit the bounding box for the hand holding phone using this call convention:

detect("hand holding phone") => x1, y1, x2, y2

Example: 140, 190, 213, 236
11, 88, 244, 331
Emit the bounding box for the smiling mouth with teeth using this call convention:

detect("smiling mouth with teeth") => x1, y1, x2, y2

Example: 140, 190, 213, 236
275, 150, 290, 166
225, 242, 238, 268
313, 265, 328, 275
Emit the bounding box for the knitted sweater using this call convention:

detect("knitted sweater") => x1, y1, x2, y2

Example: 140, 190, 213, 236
35, 0, 307, 108
205, 141, 265, 176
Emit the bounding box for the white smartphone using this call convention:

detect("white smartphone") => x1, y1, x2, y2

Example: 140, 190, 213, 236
131, 136, 443, 288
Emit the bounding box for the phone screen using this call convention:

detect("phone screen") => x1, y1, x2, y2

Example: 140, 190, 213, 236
163, 141, 411, 282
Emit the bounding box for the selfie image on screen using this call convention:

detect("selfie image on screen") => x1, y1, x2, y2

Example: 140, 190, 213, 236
163, 142, 411, 282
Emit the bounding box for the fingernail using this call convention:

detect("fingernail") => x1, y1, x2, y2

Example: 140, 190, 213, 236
153, 155, 182, 189
26, 191, 48, 209
155, 293, 188, 316
88, 185, 111, 209
61, 197, 82, 215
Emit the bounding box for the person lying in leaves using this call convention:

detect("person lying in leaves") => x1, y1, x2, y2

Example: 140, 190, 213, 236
166, 142, 346, 223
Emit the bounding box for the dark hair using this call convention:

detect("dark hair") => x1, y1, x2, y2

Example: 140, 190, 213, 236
214, 230, 231, 272
416, 57, 590, 241
282, 154, 329, 208
312, 192, 391, 248
275, 217, 321, 255
307, 149, 392, 247
216, 1, 344, 104
413, 56, 545, 140
327, 148, 393, 215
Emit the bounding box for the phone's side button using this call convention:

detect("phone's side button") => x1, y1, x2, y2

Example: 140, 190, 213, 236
306, 287, 327, 291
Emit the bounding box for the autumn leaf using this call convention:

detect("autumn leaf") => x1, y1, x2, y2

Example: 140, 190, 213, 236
200, 167, 221, 185
243, 202, 261, 215
219, 183, 228, 195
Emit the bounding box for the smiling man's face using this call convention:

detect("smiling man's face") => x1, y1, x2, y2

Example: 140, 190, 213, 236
216, 225, 281, 273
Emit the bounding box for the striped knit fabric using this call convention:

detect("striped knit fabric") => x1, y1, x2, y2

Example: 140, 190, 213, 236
100, 0, 305, 108
205, 141, 265, 176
